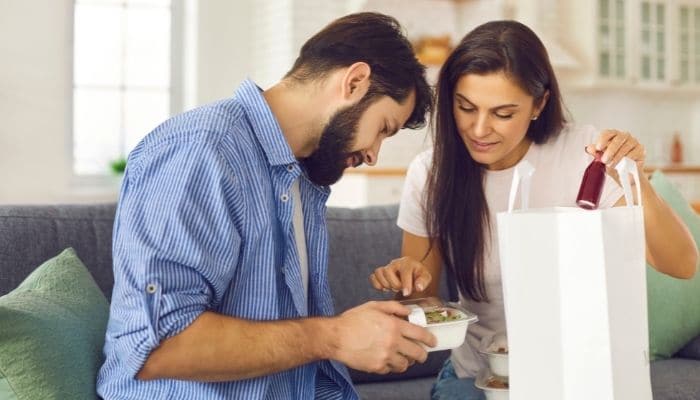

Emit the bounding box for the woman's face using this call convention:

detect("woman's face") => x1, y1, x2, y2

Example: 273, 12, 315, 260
452, 70, 545, 170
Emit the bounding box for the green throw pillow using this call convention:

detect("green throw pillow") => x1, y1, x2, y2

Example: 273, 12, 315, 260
647, 171, 700, 360
0, 248, 109, 400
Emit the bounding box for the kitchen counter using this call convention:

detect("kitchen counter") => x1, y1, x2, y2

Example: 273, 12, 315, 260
339, 166, 700, 212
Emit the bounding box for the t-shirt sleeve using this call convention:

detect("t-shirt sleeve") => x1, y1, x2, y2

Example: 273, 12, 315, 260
397, 152, 431, 237
110, 139, 242, 378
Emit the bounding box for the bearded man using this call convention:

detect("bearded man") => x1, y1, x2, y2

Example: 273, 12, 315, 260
97, 12, 436, 400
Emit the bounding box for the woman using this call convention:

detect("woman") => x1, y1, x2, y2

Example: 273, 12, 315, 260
369, 20, 698, 400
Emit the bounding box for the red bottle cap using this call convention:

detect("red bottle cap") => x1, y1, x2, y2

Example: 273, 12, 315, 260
593, 150, 603, 162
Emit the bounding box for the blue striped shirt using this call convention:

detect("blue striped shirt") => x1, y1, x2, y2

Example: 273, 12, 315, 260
97, 79, 358, 400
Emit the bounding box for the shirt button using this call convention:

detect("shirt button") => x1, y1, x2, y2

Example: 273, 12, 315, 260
286, 165, 294, 172
146, 283, 157, 294
281, 194, 289, 202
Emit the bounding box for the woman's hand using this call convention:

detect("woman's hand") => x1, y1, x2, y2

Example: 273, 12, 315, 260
586, 129, 647, 182
586, 129, 697, 279
369, 257, 432, 297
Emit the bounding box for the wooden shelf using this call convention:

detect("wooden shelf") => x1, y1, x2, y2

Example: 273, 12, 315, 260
346, 166, 700, 176
344, 168, 407, 177
644, 165, 700, 174
344, 167, 700, 213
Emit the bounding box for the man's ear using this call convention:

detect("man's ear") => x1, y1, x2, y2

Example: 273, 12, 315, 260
340, 62, 371, 103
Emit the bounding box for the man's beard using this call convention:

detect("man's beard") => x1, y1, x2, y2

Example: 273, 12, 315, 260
302, 96, 375, 186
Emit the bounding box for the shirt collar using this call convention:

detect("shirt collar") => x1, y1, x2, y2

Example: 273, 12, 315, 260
235, 78, 297, 167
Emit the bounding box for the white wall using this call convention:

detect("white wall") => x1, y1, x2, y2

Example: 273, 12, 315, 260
693, 99, 700, 163
194, 0, 251, 104
248, 0, 350, 89
0, 0, 77, 204
563, 88, 698, 165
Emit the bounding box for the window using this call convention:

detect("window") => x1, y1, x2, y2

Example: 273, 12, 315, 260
72, 0, 172, 175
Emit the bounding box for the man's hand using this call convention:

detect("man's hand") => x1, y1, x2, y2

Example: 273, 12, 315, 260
328, 301, 436, 374
135, 301, 436, 382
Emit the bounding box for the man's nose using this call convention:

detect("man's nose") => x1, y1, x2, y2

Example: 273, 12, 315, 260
363, 139, 383, 166
363, 151, 376, 166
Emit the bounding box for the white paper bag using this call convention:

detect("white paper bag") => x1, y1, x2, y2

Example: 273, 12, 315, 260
496, 158, 652, 400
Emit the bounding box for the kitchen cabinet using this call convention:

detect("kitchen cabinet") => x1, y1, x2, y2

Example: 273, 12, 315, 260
563, 0, 700, 90
638, 1, 668, 83
328, 166, 700, 208
597, 0, 629, 80
678, 2, 700, 85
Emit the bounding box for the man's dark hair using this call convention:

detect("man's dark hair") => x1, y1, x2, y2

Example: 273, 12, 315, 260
286, 12, 433, 129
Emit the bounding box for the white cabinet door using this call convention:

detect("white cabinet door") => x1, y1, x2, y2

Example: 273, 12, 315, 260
677, 1, 700, 86
637, 1, 670, 83
598, 0, 629, 80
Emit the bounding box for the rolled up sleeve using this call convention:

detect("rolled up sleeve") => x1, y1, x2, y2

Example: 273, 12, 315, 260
108, 138, 242, 378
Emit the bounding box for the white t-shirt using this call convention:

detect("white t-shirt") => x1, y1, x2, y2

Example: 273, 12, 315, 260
291, 179, 309, 296
397, 124, 625, 378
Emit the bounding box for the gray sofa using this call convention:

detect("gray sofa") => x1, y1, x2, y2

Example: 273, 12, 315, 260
1, 203, 699, 399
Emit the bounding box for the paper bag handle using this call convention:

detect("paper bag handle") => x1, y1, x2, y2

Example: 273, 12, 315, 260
614, 157, 642, 207
507, 160, 535, 212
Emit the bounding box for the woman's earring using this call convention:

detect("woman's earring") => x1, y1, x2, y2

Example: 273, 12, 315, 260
531, 115, 538, 120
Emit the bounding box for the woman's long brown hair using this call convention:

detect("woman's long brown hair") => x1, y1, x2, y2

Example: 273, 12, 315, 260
426, 21, 567, 302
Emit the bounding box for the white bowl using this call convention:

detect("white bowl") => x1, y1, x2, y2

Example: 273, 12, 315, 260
401, 298, 478, 352
423, 310, 473, 352
479, 333, 509, 377
475, 369, 509, 400
483, 351, 508, 377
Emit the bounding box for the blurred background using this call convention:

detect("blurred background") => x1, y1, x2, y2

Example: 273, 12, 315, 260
1, 0, 699, 207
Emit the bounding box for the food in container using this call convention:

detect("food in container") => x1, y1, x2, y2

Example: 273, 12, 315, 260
475, 368, 509, 400
400, 297, 478, 352
479, 332, 509, 378
486, 377, 509, 389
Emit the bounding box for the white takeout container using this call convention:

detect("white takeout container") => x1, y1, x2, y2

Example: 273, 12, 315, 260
479, 333, 509, 378
475, 368, 509, 400
400, 297, 478, 352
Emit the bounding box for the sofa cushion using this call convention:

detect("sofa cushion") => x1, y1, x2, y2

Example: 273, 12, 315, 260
0, 376, 16, 400
0, 248, 109, 400
0, 204, 116, 299
355, 376, 436, 400
677, 334, 700, 360
651, 358, 700, 400
326, 205, 452, 383
647, 171, 700, 360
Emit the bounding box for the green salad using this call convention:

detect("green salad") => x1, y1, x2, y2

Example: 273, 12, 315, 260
424, 307, 464, 324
